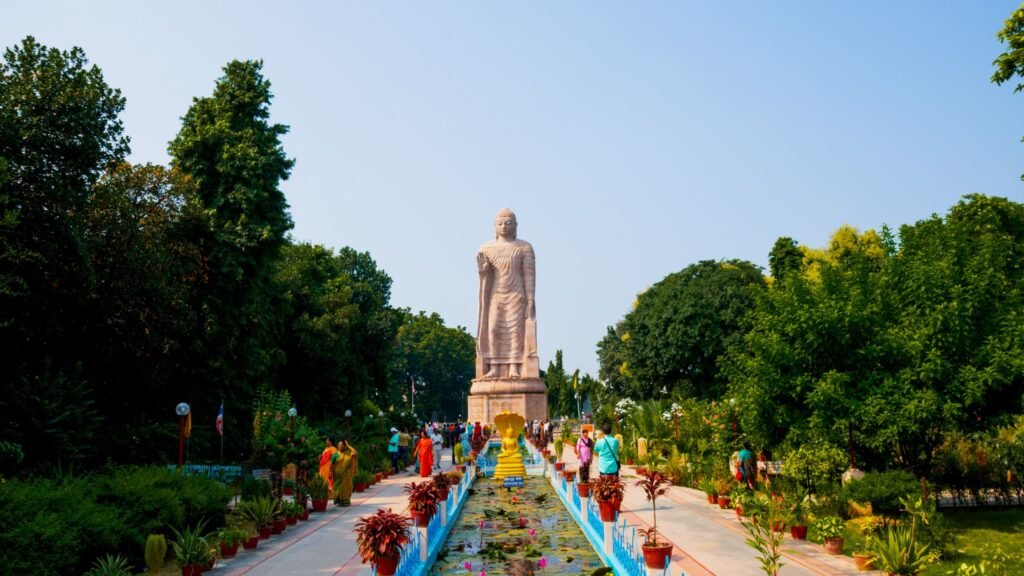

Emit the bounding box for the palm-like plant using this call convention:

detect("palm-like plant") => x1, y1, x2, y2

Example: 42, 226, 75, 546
634, 469, 672, 546
169, 519, 212, 566
236, 496, 280, 529
84, 554, 133, 576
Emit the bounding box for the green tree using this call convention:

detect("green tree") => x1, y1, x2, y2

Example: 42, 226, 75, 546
994, 3, 1024, 181
272, 243, 399, 424
622, 260, 766, 400
389, 310, 475, 421
768, 236, 803, 283
545, 350, 572, 418
596, 321, 632, 407
168, 59, 294, 457
0, 37, 129, 470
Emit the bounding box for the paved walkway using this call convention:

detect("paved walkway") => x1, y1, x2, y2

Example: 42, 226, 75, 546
216, 451, 460, 576
211, 442, 877, 576
555, 440, 876, 576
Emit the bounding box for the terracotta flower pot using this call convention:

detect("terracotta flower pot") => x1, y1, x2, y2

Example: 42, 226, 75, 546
301, 509, 310, 521
563, 470, 576, 482
242, 535, 259, 550
636, 466, 647, 475
374, 553, 400, 576
790, 525, 807, 540
771, 521, 784, 532
717, 496, 730, 509
355, 482, 367, 492
598, 498, 621, 522
577, 482, 591, 498
412, 510, 431, 526
283, 487, 294, 495
258, 526, 271, 540
181, 565, 203, 576
286, 515, 297, 525
642, 542, 672, 569
824, 537, 844, 555
311, 499, 328, 512
554, 462, 565, 472
853, 552, 876, 571
271, 518, 286, 534
220, 542, 240, 558
374, 473, 383, 483
707, 494, 718, 504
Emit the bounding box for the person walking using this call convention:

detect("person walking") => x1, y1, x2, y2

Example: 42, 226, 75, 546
739, 442, 757, 491
575, 427, 594, 475
430, 425, 443, 470
415, 429, 434, 477
593, 423, 620, 478
387, 427, 400, 474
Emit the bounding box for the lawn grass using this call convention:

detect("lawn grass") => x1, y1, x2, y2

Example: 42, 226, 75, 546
919, 509, 1024, 576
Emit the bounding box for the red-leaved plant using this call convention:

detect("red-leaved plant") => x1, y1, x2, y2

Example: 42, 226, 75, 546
354, 508, 410, 563
635, 469, 672, 546
404, 481, 440, 516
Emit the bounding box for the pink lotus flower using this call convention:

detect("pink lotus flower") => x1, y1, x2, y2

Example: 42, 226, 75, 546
479, 519, 485, 529
464, 562, 472, 571
538, 557, 548, 569
512, 496, 518, 503
528, 528, 536, 536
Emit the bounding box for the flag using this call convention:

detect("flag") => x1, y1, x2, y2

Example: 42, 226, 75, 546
184, 411, 192, 438
216, 402, 224, 436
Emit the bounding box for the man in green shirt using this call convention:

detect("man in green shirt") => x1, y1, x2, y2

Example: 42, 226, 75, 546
388, 427, 400, 473
593, 422, 620, 478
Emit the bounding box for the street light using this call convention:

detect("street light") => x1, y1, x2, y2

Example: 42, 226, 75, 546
176, 402, 190, 471
344, 409, 352, 439
378, 411, 385, 434
287, 406, 297, 436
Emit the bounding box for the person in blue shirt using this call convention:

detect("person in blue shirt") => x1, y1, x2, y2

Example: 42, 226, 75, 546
387, 427, 400, 473
593, 422, 620, 478
738, 442, 757, 491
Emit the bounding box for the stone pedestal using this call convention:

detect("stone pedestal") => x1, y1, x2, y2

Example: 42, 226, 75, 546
467, 378, 547, 424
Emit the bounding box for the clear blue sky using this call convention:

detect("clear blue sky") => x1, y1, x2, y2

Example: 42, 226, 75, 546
4, 1, 1023, 379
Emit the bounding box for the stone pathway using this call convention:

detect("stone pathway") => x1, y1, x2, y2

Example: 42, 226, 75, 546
558, 440, 878, 576
216, 451, 458, 576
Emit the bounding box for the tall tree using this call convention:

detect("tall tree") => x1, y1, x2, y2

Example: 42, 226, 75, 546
0, 37, 129, 470
545, 350, 571, 418
994, 3, 1024, 180
169, 59, 294, 456
768, 236, 803, 283
388, 310, 475, 421
622, 260, 766, 400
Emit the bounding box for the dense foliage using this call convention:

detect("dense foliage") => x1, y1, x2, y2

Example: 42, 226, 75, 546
0, 37, 473, 475
0, 467, 229, 575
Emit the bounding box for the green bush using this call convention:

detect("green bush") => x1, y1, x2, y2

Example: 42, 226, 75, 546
240, 475, 272, 501
842, 470, 920, 517
0, 467, 229, 575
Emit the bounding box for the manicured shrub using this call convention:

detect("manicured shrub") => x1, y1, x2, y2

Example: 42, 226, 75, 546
0, 467, 230, 575
842, 470, 920, 517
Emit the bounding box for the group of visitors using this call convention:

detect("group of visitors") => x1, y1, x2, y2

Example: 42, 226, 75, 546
526, 419, 556, 448
317, 436, 359, 507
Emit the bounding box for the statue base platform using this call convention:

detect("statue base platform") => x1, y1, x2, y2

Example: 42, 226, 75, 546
493, 457, 527, 481
467, 377, 547, 425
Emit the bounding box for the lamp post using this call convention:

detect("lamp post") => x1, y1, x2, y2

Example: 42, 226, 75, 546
729, 397, 737, 442
344, 409, 352, 439
176, 402, 190, 471
575, 391, 581, 422
378, 411, 385, 434
288, 407, 297, 436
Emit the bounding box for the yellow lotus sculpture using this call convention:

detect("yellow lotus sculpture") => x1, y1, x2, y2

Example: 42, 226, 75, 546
493, 411, 526, 481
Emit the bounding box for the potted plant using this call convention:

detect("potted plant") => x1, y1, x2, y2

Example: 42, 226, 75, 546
871, 525, 935, 575
563, 468, 576, 482
715, 477, 733, 509
281, 501, 301, 525
729, 485, 748, 517
308, 475, 330, 512
242, 529, 259, 550
354, 508, 411, 576
787, 491, 808, 540
215, 526, 248, 559
169, 520, 212, 576
354, 469, 373, 492
270, 500, 287, 534
432, 472, 453, 501
852, 548, 877, 572
592, 474, 625, 522
282, 478, 296, 496
554, 439, 564, 466
700, 478, 718, 504
577, 459, 592, 498
404, 481, 440, 526
635, 468, 673, 569
815, 515, 845, 555
236, 496, 280, 539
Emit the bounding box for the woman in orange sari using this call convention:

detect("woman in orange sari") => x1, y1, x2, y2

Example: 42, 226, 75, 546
318, 437, 338, 492
415, 429, 434, 477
